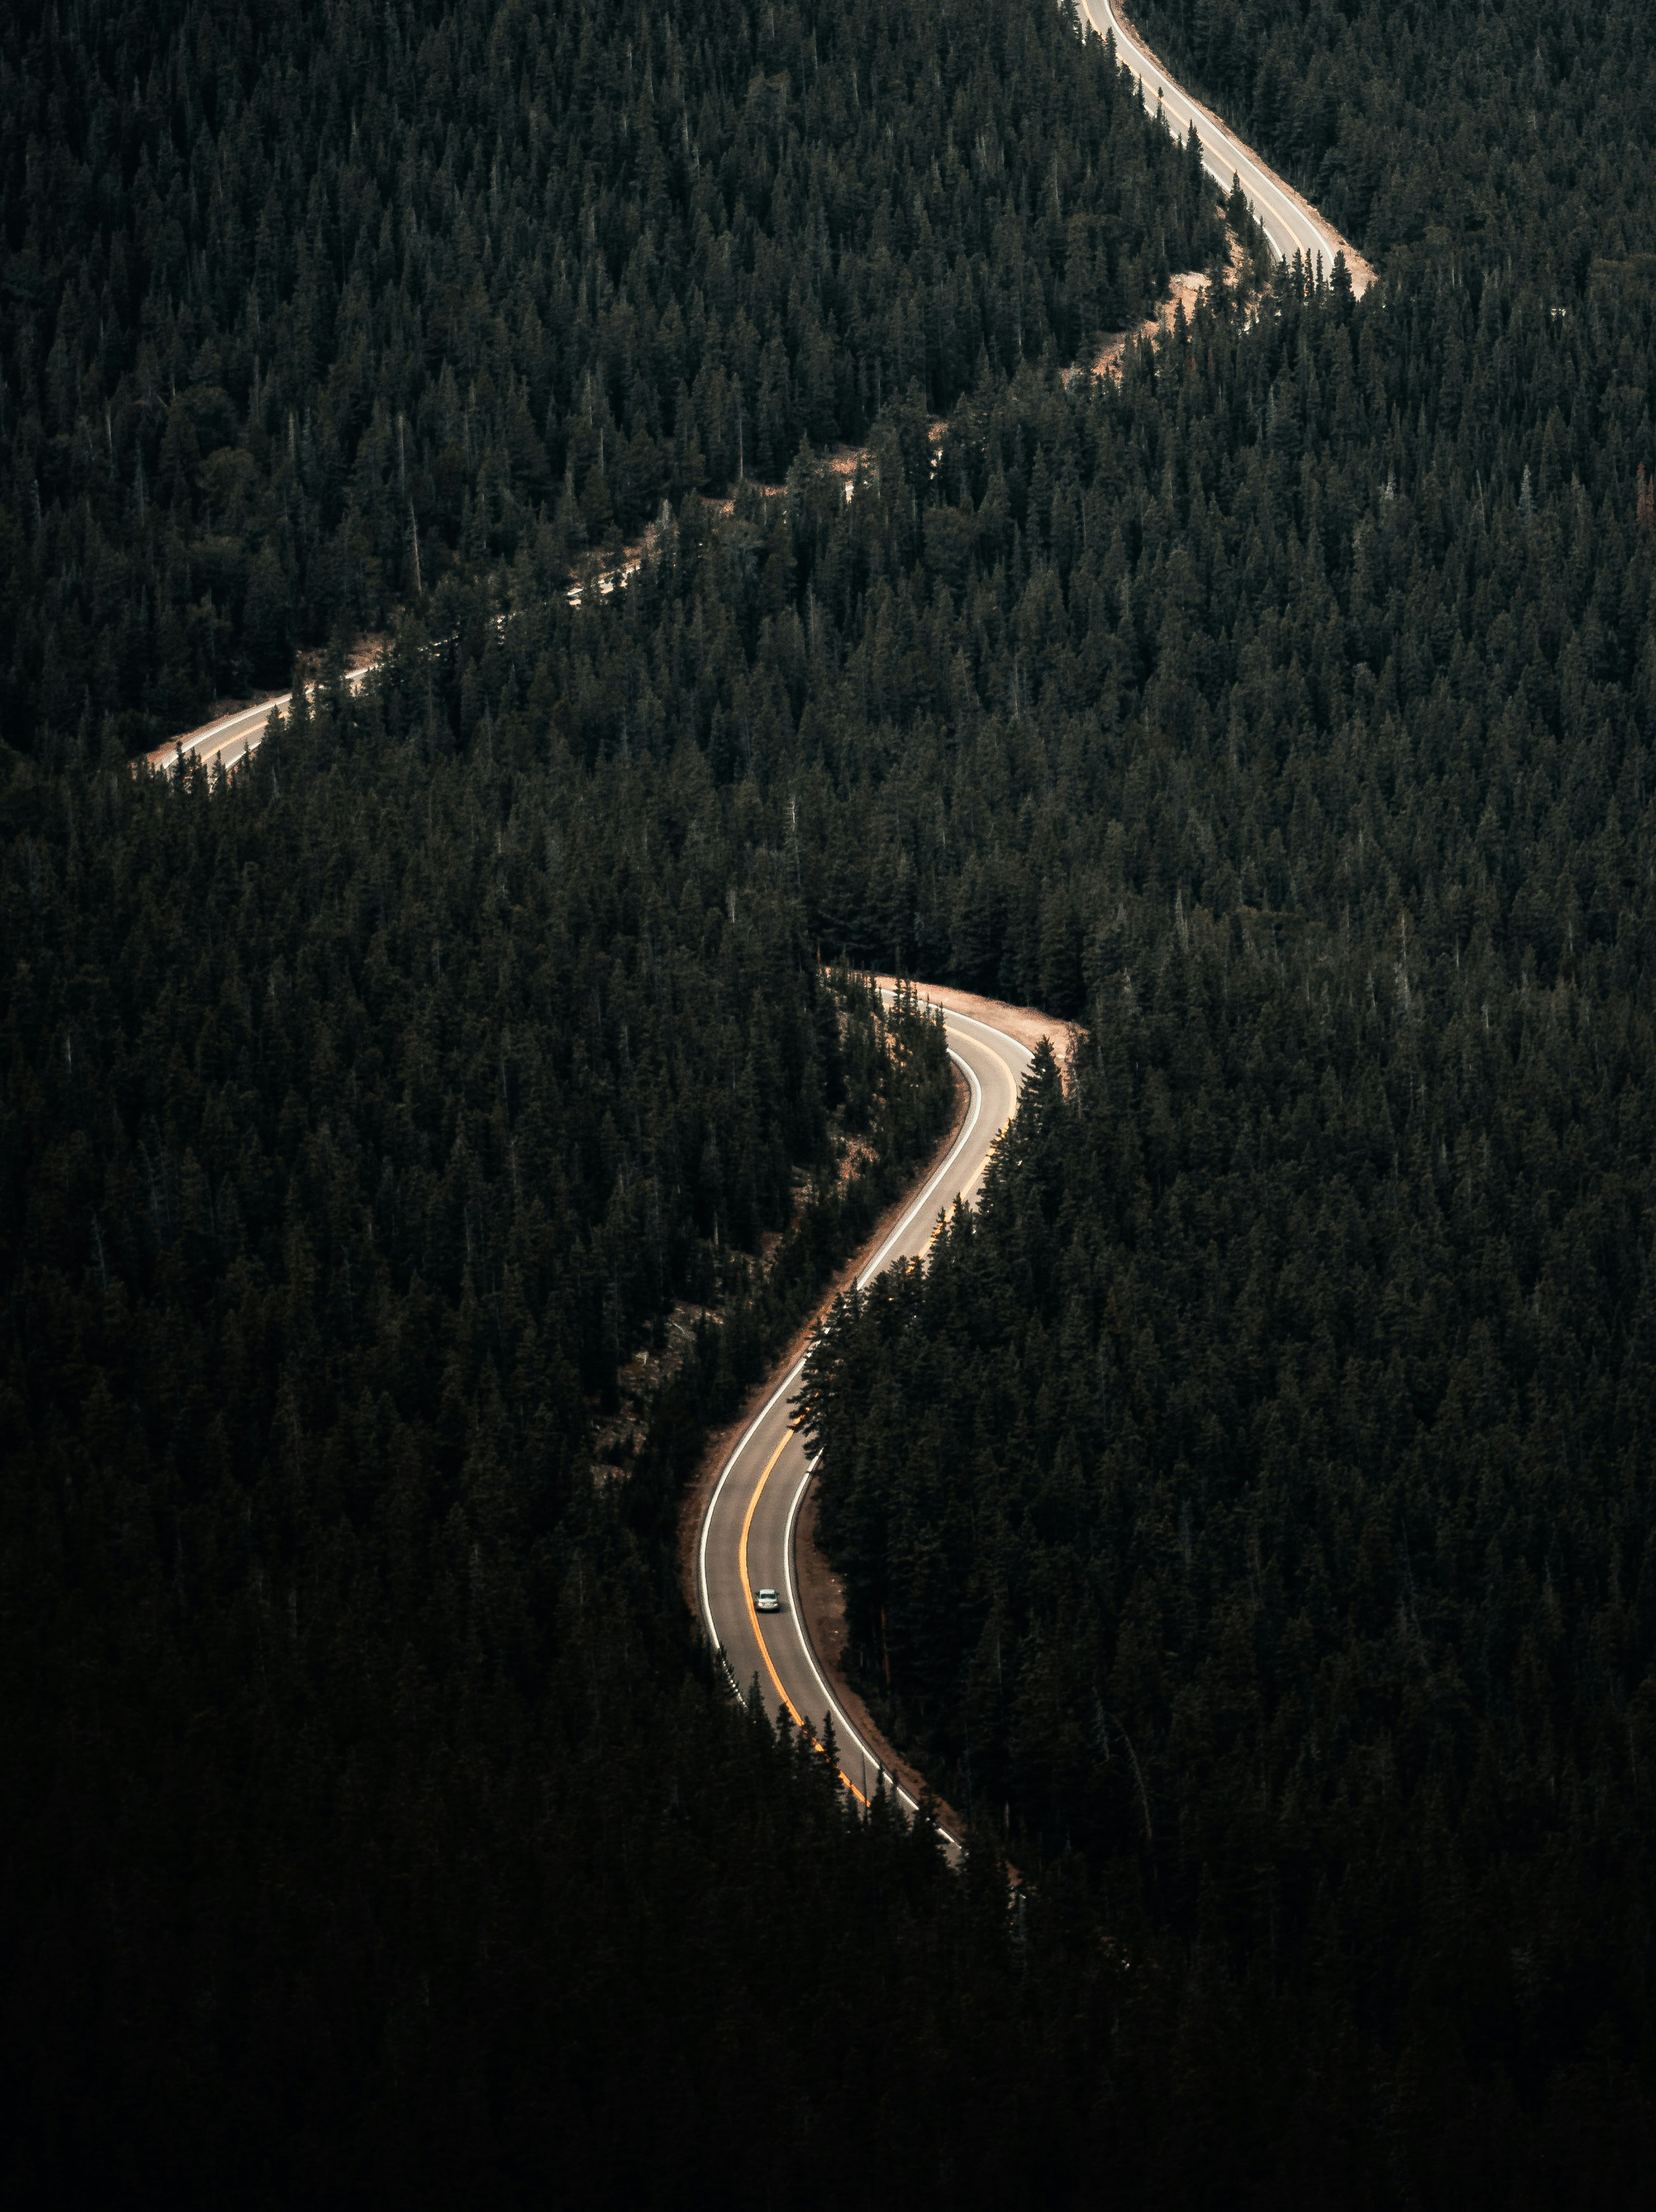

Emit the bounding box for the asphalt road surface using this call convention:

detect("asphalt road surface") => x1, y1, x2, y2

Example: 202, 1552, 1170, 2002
698, 996, 1036, 1850
1084, 0, 1372, 293
144, 662, 373, 780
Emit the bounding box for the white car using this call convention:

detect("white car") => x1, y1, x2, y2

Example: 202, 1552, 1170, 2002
755, 1587, 781, 1613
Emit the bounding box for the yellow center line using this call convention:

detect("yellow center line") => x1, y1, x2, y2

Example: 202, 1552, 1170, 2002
719, 1029, 1027, 1839
739, 1422, 871, 1808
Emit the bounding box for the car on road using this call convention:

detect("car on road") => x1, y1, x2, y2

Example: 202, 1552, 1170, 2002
755, 1587, 781, 1613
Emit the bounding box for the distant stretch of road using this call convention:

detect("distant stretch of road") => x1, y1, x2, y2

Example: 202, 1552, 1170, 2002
697, 995, 1036, 1851
142, 661, 374, 780
1084, 0, 1373, 294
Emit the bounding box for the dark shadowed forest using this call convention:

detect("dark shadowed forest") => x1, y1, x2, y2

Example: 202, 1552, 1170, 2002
6, 0, 1656, 2203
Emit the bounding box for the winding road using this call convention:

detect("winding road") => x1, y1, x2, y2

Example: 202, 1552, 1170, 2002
1084, 1, 1373, 294
696, 994, 1039, 1848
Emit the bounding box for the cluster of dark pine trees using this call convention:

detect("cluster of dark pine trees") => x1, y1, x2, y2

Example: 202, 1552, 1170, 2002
522, 241, 1656, 1029
0, 0, 1218, 751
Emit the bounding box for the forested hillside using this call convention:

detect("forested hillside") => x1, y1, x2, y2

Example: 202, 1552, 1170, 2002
806, 998, 1656, 2182
546, 242, 1656, 1030
9, 0, 1656, 2196
0, 1, 1250, 2201
786, 0, 1656, 2188
0, 0, 1217, 753
0, 642, 975, 2201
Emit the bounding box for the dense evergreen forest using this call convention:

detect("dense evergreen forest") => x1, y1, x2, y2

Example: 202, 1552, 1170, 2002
0, 0, 1217, 753
1, 0, 1238, 2203
792, 0, 1656, 2189
8, 0, 1656, 2198
1, 652, 978, 2200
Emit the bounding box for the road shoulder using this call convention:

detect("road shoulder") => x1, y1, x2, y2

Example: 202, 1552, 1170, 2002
791, 1470, 969, 1833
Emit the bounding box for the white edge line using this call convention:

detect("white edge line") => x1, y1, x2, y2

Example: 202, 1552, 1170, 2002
783, 1446, 955, 1846
698, 1354, 810, 1666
